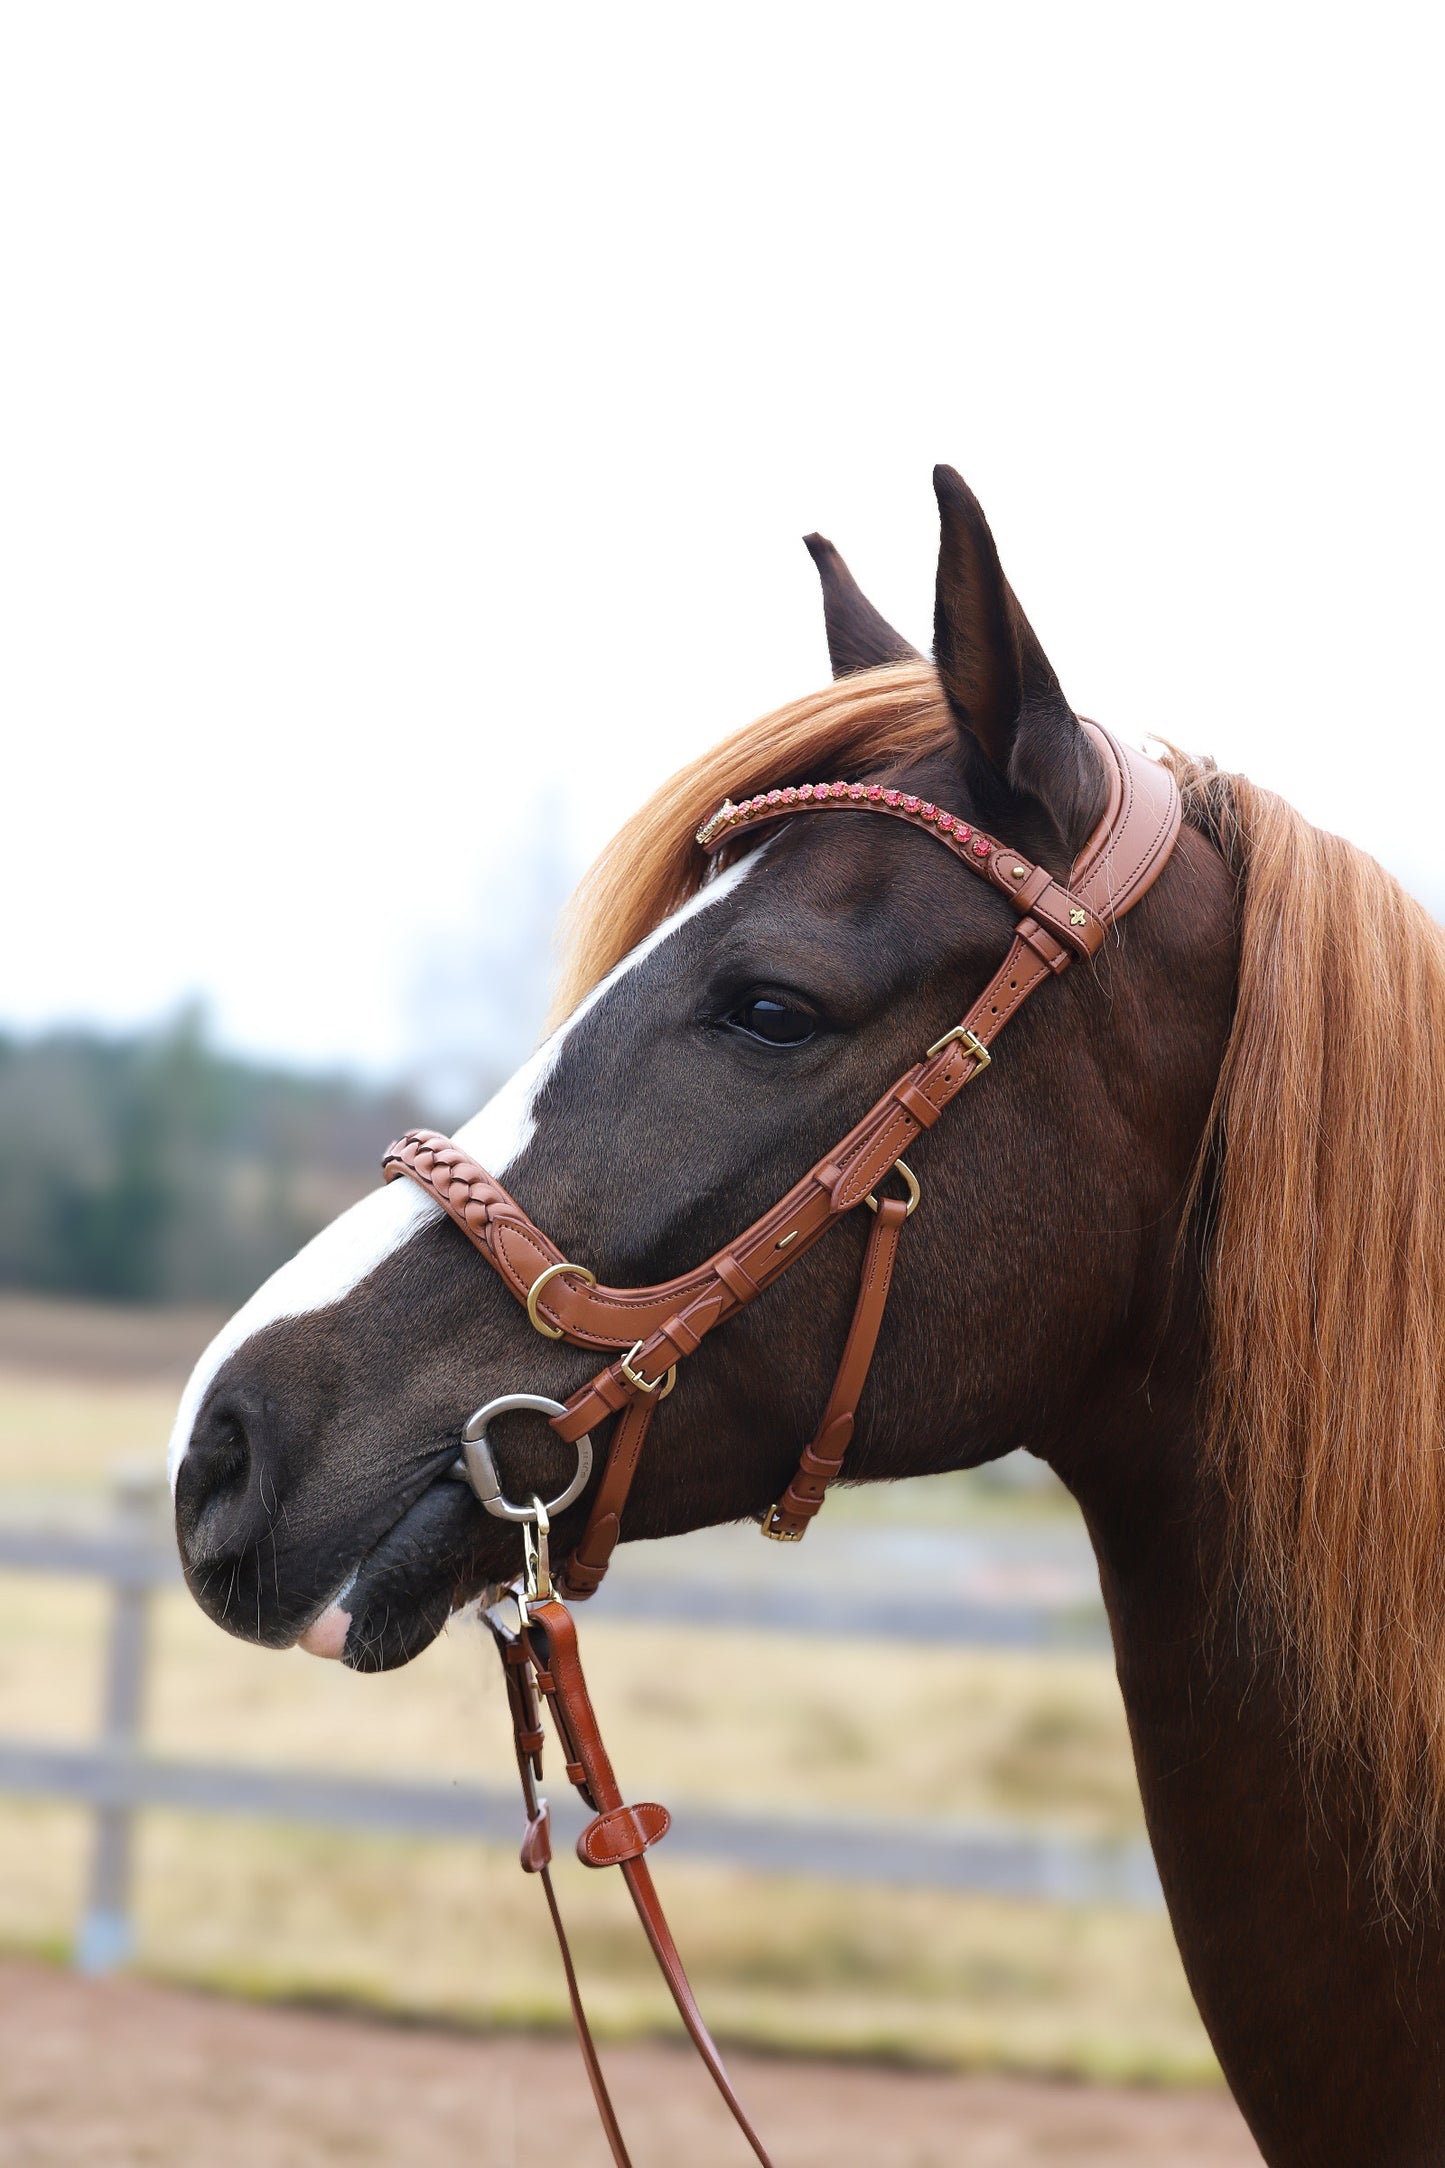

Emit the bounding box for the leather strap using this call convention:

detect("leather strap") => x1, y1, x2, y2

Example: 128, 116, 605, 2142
558, 1395, 658, 1600
763, 1189, 909, 1541
495, 1631, 634, 2162
494, 1596, 774, 2167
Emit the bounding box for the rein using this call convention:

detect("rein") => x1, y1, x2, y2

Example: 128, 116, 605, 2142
381, 721, 1181, 2165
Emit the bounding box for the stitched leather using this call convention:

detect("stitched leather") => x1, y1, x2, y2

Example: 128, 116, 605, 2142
696, 780, 1109, 955
557, 1397, 656, 1600
512, 1599, 774, 2166
577, 1800, 671, 1866
764, 1192, 908, 1539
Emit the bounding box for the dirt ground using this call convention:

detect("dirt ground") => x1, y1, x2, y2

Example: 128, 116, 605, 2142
0, 1958, 1259, 2168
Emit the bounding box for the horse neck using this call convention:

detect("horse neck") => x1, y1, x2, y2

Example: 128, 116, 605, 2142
1067, 1382, 1445, 2166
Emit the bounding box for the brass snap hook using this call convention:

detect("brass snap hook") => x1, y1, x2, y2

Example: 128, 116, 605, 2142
523, 1496, 552, 1603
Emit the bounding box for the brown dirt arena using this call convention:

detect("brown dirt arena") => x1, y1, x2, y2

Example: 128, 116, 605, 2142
0, 1956, 1260, 2166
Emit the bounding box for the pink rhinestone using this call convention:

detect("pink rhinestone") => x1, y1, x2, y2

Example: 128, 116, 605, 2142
764, 789, 779, 804
865, 784, 883, 801
937, 812, 954, 832
753, 795, 768, 810
798, 783, 815, 799
920, 802, 938, 821
972, 836, 990, 856
883, 789, 902, 807
955, 822, 971, 841
831, 781, 848, 798
782, 786, 798, 803
848, 783, 866, 801
903, 795, 921, 813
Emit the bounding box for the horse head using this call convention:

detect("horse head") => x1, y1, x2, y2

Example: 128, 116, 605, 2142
169, 466, 1236, 1669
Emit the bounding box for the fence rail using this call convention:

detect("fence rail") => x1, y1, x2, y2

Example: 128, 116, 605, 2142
0, 1474, 1156, 1972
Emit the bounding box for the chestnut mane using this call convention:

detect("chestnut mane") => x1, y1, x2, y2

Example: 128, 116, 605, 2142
553, 670, 1445, 1882
547, 660, 952, 1027
1168, 750, 1445, 1888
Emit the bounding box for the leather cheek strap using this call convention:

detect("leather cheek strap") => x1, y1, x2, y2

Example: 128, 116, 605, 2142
762, 1191, 909, 1541
558, 1396, 657, 1600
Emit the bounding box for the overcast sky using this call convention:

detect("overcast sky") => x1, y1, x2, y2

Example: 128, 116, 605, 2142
3, 5, 1441, 1090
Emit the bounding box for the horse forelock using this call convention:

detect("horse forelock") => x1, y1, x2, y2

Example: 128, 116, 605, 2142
548, 659, 954, 1030
1168, 748, 1445, 1892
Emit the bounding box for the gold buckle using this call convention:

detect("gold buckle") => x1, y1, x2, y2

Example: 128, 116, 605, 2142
864, 1157, 921, 1218
761, 1507, 803, 1542
525, 1261, 597, 1340
925, 1023, 992, 1070
620, 1341, 677, 1399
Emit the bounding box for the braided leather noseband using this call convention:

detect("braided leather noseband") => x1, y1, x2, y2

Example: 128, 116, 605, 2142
379, 721, 1181, 2167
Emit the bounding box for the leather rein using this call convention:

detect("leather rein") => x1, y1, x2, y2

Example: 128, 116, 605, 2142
380, 722, 1181, 2166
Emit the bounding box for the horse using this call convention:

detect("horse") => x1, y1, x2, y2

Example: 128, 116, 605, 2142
169, 466, 1445, 2166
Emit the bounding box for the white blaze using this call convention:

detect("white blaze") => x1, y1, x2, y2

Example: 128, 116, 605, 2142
167, 849, 763, 1489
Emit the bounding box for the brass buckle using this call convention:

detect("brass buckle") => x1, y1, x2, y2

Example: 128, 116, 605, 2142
761, 1506, 803, 1542
925, 1023, 992, 1071
864, 1157, 921, 1218
620, 1341, 677, 1399
526, 1260, 597, 1340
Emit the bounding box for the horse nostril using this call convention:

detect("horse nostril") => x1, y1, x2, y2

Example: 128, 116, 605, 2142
175, 1402, 254, 1555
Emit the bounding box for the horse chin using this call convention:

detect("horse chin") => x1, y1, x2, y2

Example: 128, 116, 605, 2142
302, 1476, 483, 1673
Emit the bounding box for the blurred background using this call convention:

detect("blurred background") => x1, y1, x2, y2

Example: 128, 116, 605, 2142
1, 3, 1440, 2161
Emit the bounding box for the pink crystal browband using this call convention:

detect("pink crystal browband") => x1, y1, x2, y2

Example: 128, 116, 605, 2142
697, 778, 1109, 965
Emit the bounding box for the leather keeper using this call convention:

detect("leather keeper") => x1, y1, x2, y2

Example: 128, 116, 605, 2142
715, 1254, 760, 1305
1015, 875, 1105, 956
1016, 918, 1073, 974
661, 1310, 704, 1357
558, 1508, 615, 1595
893, 1079, 942, 1128
520, 1804, 553, 1874
577, 1800, 671, 1867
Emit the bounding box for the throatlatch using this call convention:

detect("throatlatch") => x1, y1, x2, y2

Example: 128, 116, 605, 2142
381, 721, 1182, 2166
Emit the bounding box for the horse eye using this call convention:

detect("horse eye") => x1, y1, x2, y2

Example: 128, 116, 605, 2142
727, 997, 816, 1047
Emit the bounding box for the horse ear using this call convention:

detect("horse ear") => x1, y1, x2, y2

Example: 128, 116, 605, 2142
803, 532, 922, 679
932, 466, 1103, 849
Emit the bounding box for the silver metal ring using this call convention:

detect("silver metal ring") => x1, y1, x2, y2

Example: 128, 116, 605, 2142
451, 1392, 593, 1523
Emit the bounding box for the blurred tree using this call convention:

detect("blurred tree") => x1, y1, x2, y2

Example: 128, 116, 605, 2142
0, 1010, 424, 1306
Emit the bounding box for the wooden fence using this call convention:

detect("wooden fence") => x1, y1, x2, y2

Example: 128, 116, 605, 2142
0, 1472, 1158, 1973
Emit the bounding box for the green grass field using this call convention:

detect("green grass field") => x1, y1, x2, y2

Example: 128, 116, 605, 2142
0, 1324, 1220, 2081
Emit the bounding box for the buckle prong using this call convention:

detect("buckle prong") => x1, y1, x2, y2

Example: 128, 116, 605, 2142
925, 1023, 992, 1070
620, 1341, 677, 1399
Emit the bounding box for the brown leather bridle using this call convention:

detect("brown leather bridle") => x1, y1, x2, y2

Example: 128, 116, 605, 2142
380, 722, 1181, 2166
